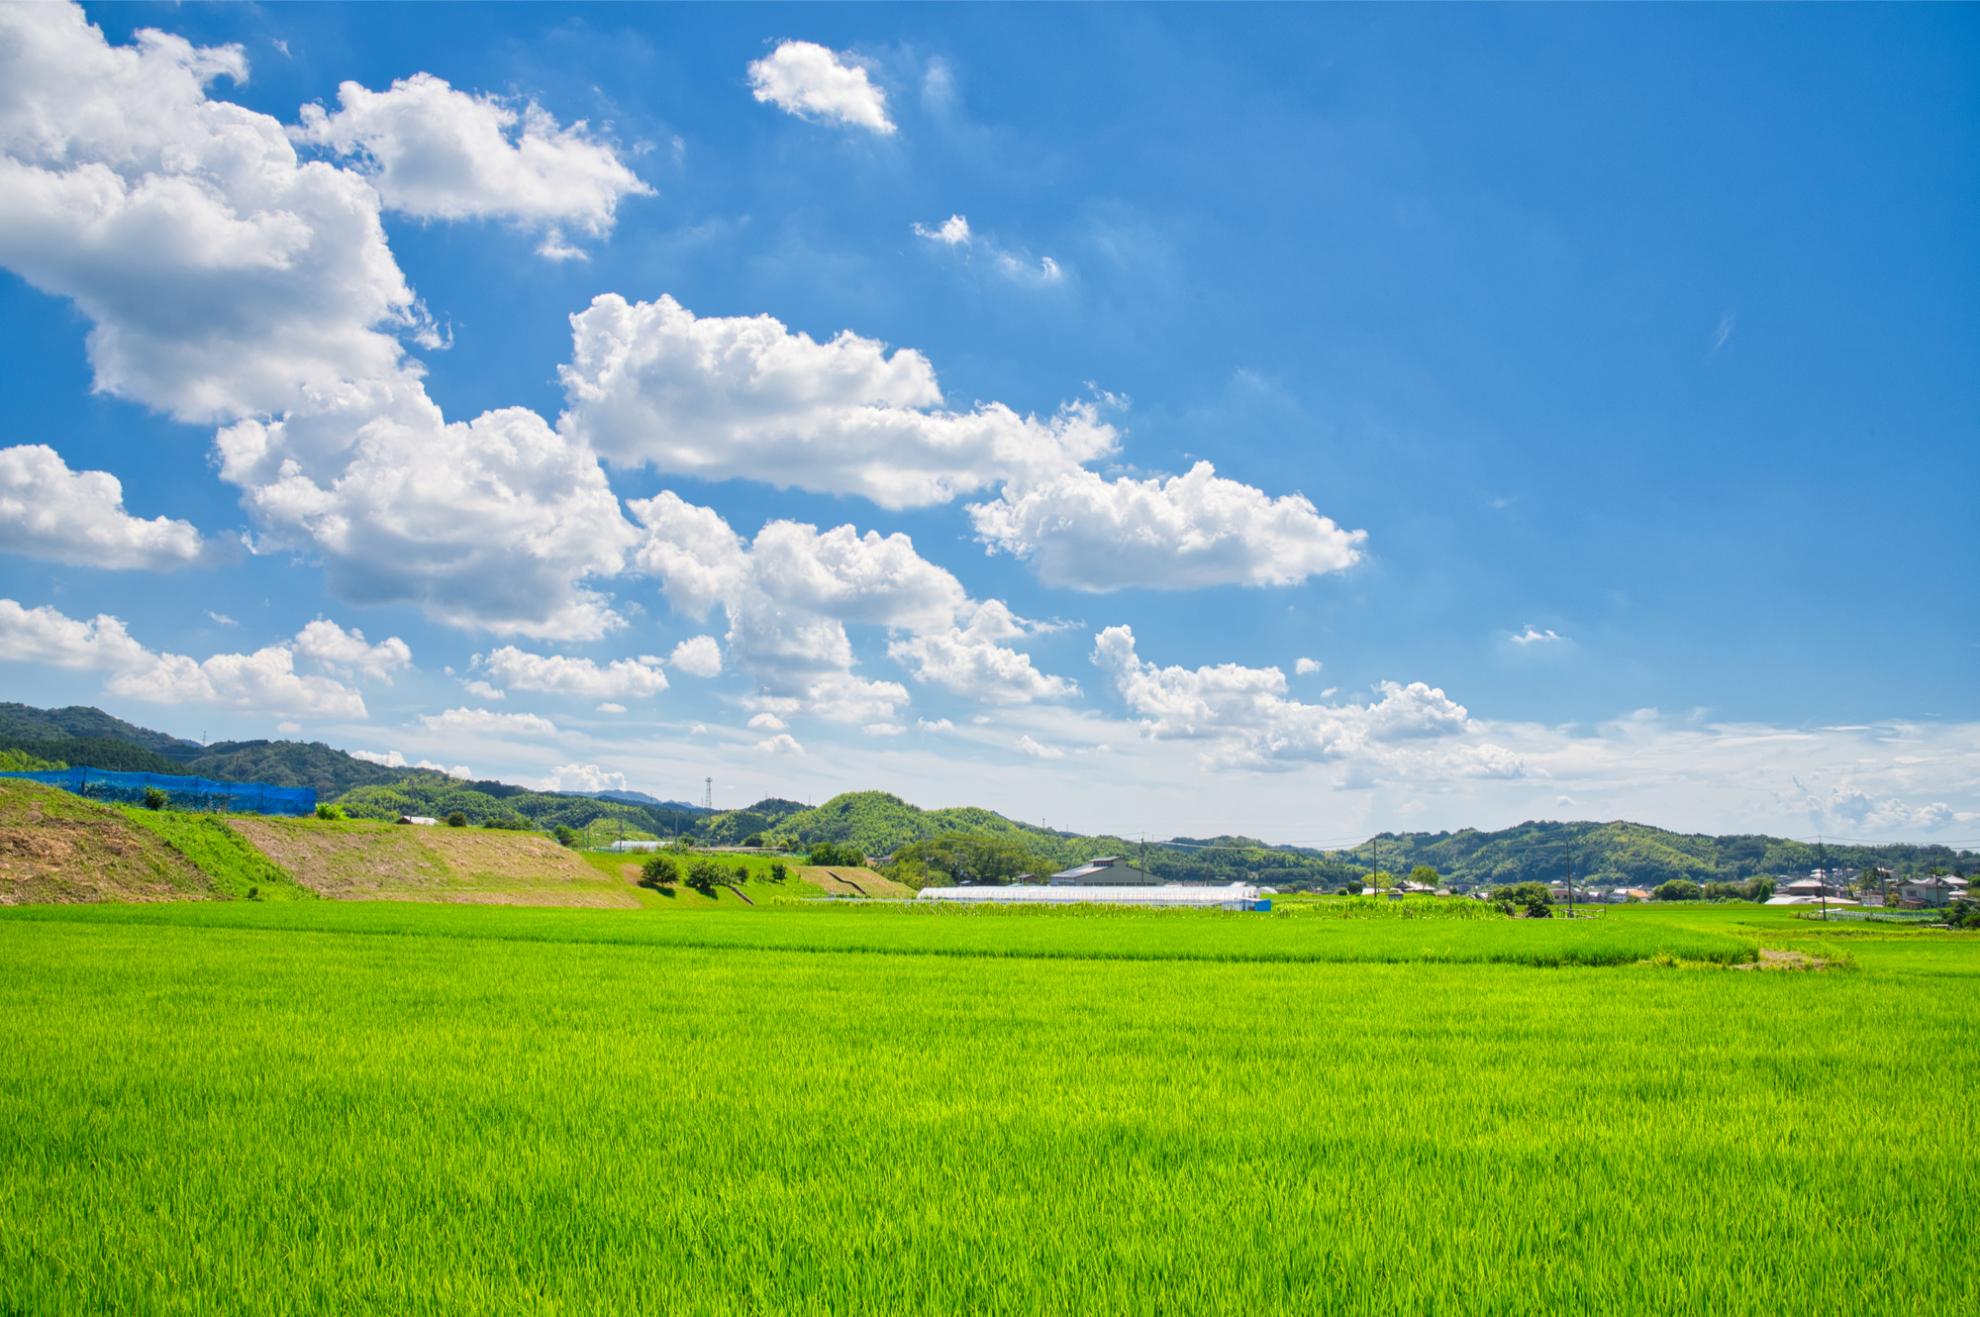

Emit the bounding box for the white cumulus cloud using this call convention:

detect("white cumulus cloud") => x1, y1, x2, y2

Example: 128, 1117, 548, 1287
558, 293, 1116, 508
0, 4, 420, 424
293, 618, 412, 681
887, 600, 1078, 706
972, 463, 1365, 592
754, 732, 805, 755
747, 41, 894, 135
1017, 734, 1065, 760
350, 748, 471, 778
539, 762, 630, 794
667, 634, 723, 678
294, 72, 650, 259
628, 493, 1073, 720
478, 645, 668, 700
1092, 625, 1476, 770
0, 598, 371, 719
0, 444, 204, 569
0, 7, 637, 639
1510, 625, 1567, 646
416, 706, 558, 737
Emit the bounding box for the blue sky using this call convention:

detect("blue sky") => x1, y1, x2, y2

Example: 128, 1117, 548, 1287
1, 2, 1975, 844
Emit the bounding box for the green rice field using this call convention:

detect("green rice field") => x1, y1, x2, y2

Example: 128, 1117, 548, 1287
1, 900, 1974, 1313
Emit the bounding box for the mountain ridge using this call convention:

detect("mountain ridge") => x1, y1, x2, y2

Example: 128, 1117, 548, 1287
1, 703, 1970, 886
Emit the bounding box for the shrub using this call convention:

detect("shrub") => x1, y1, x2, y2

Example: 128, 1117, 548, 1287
553, 824, 579, 849
769, 861, 788, 883
685, 859, 725, 894
1654, 879, 1704, 902
1945, 896, 1980, 930
639, 855, 677, 889
142, 786, 169, 811
445, 812, 467, 828
734, 862, 750, 883
806, 841, 864, 867
743, 833, 766, 848
314, 802, 346, 821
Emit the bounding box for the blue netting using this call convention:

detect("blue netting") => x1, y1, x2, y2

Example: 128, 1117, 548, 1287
0, 767, 317, 816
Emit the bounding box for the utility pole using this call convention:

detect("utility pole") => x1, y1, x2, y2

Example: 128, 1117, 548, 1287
1567, 855, 1575, 919
1818, 836, 1829, 922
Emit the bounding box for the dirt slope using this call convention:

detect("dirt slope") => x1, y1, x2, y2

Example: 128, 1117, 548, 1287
228, 818, 640, 907
0, 781, 213, 904
798, 866, 913, 899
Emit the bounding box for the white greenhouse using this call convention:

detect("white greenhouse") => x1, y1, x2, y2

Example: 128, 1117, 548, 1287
917, 882, 1270, 911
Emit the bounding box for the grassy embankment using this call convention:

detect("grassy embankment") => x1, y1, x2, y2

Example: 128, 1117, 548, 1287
0, 899, 1973, 1312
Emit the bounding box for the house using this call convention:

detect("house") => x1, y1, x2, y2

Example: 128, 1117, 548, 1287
1050, 856, 1154, 885
1899, 875, 1969, 909
397, 815, 439, 826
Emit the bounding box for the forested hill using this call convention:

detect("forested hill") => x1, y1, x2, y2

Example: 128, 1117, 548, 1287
1359, 820, 1973, 888
0, 703, 198, 755
0, 704, 421, 796
765, 792, 1973, 888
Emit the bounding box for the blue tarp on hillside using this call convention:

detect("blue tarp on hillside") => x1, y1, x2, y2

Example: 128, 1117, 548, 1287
0, 767, 317, 816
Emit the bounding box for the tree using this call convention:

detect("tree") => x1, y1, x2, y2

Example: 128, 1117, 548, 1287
639, 855, 677, 889
553, 824, 578, 848
446, 812, 467, 828
141, 786, 169, 810
888, 832, 1048, 886
1654, 879, 1703, 902
806, 841, 864, 867
1492, 881, 1553, 918
743, 833, 765, 848
1368, 869, 1396, 893
1407, 864, 1440, 889
768, 861, 788, 882
686, 858, 725, 894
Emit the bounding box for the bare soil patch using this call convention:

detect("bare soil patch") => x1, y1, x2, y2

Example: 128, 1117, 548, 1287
1735, 947, 1843, 972
226, 819, 636, 907
0, 782, 210, 904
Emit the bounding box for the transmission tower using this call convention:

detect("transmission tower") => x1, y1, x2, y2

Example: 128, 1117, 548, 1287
701, 776, 713, 811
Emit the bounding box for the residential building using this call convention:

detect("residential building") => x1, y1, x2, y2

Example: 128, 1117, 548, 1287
1898, 875, 1969, 909
1049, 856, 1154, 885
